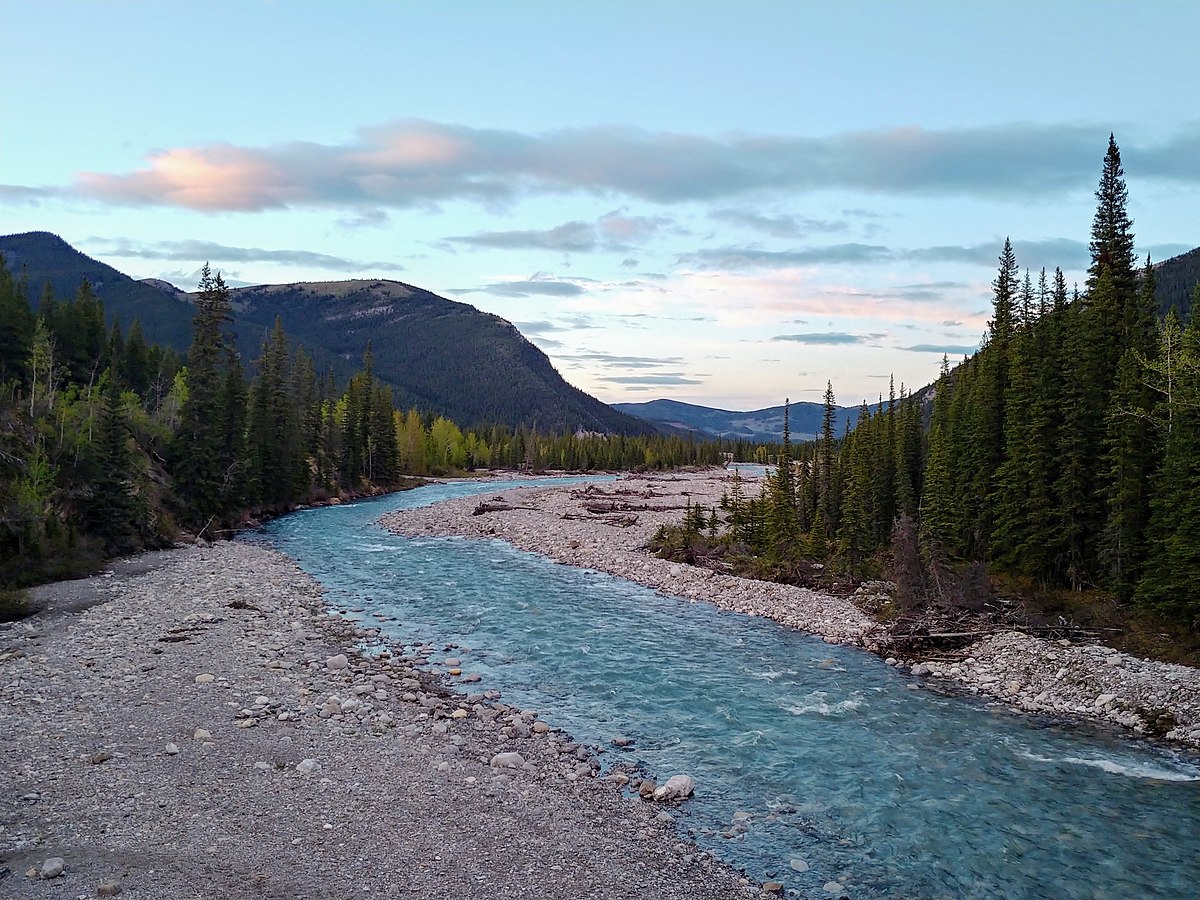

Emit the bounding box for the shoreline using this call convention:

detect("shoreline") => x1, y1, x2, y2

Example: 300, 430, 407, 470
0, 540, 761, 899
380, 468, 1200, 751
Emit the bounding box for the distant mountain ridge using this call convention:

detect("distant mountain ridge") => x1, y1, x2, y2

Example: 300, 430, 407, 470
0, 232, 653, 435
612, 398, 869, 443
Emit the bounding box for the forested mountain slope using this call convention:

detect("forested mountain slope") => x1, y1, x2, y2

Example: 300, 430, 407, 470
1155, 246, 1200, 322
0, 232, 652, 434
229, 280, 652, 434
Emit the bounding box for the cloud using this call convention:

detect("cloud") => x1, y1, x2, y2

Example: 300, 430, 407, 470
0, 184, 59, 204
599, 374, 704, 385
337, 208, 390, 229
88, 238, 405, 272
52, 120, 1200, 212
477, 278, 584, 297
900, 343, 979, 355
450, 220, 598, 252
687, 243, 892, 268
448, 211, 670, 253
710, 208, 848, 238
686, 238, 1091, 271
771, 332, 866, 345
563, 352, 685, 369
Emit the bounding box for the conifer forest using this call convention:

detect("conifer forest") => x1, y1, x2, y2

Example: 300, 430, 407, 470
2, 137, 1198, 646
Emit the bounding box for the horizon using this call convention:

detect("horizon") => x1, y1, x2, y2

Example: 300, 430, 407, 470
2, 1, 1196, 409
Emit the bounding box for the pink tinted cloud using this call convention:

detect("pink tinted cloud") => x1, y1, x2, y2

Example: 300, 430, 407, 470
77, 145, 294, 211
62, 118, 1188, 213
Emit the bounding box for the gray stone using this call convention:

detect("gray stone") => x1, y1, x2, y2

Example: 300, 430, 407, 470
97, 879, 122, 896
326, 654, 349, 671
910, 663, 933, 676
296, 758, 320, 775
489, 751, 525, 769
653, 774, 695, 801
40, 857, 65, 879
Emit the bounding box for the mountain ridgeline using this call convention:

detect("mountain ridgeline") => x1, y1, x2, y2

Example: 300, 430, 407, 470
226, 280, 646, 434
613, 397, 872, 443
0, 232, 651, 436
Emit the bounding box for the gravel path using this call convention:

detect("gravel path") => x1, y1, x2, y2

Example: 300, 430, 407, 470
0, 541, 761, 899
381, 469, 1200, 750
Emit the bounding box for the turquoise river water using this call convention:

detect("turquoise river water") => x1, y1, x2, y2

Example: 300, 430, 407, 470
253, 477, 1200, 899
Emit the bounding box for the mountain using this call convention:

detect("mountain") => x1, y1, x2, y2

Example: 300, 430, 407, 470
1155, 246, 1200, 322
226, 280, 651, 433
613, 398, 869, 443
0, 232, 653, 435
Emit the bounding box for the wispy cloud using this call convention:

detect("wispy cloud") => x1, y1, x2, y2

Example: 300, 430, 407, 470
39, 119, 1200, 212
685, 238, 1090, 271
476, 277, 584, 297
448, 211, 671, 253
771, 332, 866, 345
900, 343, 979, 355
563, 351, 686, 369
710, 208, 849, 238
88, 237, 406, 272
599, 373, 704, 385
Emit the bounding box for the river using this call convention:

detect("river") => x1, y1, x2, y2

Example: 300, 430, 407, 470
253, 476, 1200, 899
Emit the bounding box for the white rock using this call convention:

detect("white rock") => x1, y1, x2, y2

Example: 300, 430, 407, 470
326, 654, 349, 671
296, 758, 321, 775
193, 728, 212, 741
194, 673, 215, 684
653, 774, 695, 801
790, 858, 809, 872
910, 663, 932, 676
165, 743, 179, 755
490, 751, 525, 769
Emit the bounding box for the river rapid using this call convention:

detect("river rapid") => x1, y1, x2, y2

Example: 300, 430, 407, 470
255, 476, 1200, 900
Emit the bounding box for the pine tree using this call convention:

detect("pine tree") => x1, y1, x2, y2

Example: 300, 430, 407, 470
171, 264, 234, 529
82, 372, 137, 554
1137, 312, 1200, 622
0, 257, 34, 386
764, 399, 798, 555
1088, 134, 1138, 311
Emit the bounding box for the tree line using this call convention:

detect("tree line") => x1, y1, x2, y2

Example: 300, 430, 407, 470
679, 137, 1199, 633
0, 264, 726, 597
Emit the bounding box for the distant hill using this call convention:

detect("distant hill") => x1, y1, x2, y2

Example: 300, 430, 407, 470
1155, 246, 1200, 322
613, 398, 869, 443
0, 232, 653, 434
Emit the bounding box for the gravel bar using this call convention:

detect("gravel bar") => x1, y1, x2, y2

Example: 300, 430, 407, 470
0, 541, 763, 899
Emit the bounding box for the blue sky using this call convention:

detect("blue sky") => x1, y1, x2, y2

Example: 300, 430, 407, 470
3, 0, 1197, 409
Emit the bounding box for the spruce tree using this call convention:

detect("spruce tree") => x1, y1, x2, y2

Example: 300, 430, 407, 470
171, 264, 234, 529
0, 257, 34, 386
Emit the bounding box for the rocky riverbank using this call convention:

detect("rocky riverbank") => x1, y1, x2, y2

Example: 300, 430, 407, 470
381, 469, 1200, 750
0, 541, 761, 899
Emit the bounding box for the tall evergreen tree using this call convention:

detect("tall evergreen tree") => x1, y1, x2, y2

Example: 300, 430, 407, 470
171, 264, 234, 528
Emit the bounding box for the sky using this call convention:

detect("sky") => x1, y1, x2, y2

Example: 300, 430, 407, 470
2, 1, 1197, 410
